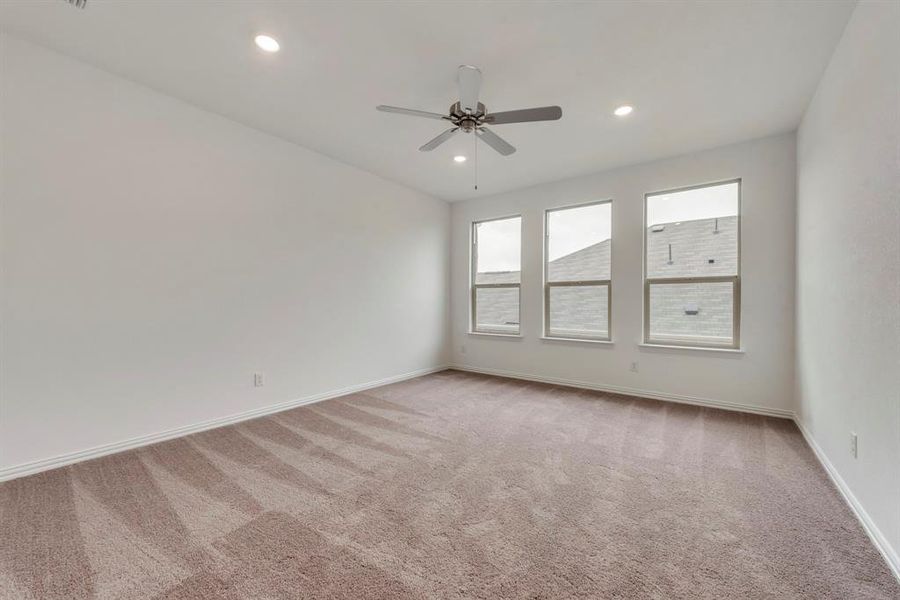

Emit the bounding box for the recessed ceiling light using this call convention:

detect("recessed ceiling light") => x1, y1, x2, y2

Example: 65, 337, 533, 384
254, 35, 280, 53
453, 155, 467, 163
614, 105, 633, 117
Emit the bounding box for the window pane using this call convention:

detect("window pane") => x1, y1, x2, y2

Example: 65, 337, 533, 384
646, 182, 738, 278
475, 217, 521, 284
548, 203, 611, 282
649, 281, 734, 346
475, 287, 520, 334
548, 284, 608, 339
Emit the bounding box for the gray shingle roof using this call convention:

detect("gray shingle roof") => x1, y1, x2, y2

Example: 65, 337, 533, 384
548, 240, 610, 281
647, 215, 738, 278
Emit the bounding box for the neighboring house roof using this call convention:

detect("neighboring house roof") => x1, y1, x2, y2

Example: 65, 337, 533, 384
475, 239, 612, 286
475, 216, 738, 340
646, 215, 738, 278
548, 239, 611, 281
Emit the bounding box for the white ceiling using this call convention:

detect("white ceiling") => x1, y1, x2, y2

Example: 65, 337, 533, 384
0, 1, 854, 201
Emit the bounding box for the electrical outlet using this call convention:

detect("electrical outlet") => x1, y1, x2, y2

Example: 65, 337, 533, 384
254, 373, 264, 387
850, 432, 858, 459
630, 361, 639, 373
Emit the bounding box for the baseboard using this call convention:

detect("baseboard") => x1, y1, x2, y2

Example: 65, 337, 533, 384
793, 418, 900, 581
449, 364, 794, 419
0, 364, 450, 483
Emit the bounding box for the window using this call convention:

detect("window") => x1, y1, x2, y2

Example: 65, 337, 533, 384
471, 216, 522, 335
644, 180, 740, 348
544, 201, 612, 340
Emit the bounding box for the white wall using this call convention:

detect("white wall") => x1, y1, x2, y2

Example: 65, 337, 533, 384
0, 35, 450, 473
796, 0, 900, 573
451, 133, 796, 415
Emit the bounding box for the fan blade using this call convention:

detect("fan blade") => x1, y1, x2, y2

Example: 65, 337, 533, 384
476, 127, 516, 156
376, 105, 449, 121
484, 106, 562, 125
457, 65, 482, 113
419, 127, 460, 152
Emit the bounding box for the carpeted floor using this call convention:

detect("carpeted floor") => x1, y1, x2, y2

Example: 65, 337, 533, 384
1, 370, 897, 599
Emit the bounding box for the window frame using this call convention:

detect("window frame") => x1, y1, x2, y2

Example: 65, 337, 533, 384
470, 214, 523, 336
642, 179, 741, 349
543, 199, 613, 342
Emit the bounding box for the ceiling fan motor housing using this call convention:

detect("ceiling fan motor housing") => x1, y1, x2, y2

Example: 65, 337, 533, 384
450, 101, 486, 132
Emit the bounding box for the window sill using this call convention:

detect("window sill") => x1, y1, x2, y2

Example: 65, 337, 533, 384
468, 331, 523, 339
541, 336, 614, 345
639, 343, 744, 354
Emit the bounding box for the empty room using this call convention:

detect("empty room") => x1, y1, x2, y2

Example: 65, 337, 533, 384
1, 1, 898, 598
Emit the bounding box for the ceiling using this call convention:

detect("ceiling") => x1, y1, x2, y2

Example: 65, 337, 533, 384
0, 1, 854, 201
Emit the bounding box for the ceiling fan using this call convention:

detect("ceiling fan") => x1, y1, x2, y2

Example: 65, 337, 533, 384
376, 65, 562, 157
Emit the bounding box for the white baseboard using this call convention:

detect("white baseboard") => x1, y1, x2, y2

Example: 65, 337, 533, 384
449, 364, 794, 419
793, 418, 900, 582
0, 364, 449, 483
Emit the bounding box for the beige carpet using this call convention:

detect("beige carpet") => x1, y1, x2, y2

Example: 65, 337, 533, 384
1, 370, 897, 599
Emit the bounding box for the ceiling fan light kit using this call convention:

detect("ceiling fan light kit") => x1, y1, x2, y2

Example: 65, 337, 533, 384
376, 65, 563, 173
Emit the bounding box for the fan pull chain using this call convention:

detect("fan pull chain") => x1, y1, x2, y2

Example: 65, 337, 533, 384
474, 129, 478, 191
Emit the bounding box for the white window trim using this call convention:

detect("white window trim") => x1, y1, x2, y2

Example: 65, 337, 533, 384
543, 199, 613, 342
468, 331, 523, 339
541, 336, 615, 346
642, 179, 741, 350
638, 343, 744, 354
470, 214, 523, 336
